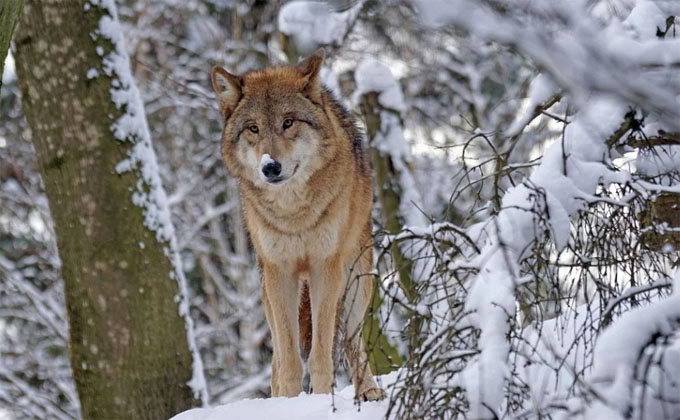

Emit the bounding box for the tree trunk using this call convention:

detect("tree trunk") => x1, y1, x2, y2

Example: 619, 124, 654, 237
0, 0, 23, 95
359, 91, 424, 365
13, 1, 200, 419
360, 92, 417, 303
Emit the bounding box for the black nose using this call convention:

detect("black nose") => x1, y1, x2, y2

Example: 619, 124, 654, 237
262, 161, 282, 178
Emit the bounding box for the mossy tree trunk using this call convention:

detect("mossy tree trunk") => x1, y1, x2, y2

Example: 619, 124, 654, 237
360, 91, 422, 368
360, 92, 417, 303
0, 0, 24, 96
14, 1, 198, 419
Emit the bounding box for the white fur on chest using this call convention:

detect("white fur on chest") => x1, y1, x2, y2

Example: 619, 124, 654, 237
251, 212, 345, 262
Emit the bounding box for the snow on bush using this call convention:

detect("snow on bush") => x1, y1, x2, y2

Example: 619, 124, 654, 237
586, 269, 680, 419
412, 0, 680, 128
381, 1, 680, 419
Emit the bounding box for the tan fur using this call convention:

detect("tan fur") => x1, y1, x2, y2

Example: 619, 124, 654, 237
211, 50, 384, 401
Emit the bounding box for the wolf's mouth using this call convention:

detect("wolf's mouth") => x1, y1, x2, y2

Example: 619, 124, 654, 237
266, 164, 299, 186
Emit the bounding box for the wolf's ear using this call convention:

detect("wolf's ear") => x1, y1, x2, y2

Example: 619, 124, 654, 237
211, 66, 242, 119
296, 48, 325, 104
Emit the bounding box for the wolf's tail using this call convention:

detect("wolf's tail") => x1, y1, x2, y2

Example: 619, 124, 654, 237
298, 281, 344, 368
299, 282, 312, 361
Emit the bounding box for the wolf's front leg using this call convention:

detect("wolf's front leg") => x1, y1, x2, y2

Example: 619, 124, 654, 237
308, 256, 344, 394
262, 261, 303, 397
261, 282, 280, 397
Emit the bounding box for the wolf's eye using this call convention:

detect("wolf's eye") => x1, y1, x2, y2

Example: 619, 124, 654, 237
282, 119, 294, 130
248, 125, 259, 134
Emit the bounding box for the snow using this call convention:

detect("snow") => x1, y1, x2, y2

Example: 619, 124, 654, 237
506, 73, 557, 138
411, 0, 680, 130
353, 58, 424, 228
320, 66, 341, 97
278, 1, 363, 54
1, 52, 16, 89
260, 153, 275, 167
0, 255, 80, 419
511, 302, 602, 418
86, 68, 99, 79
90, 0, 208, 403
171, 377, 392, 420
585, 270, 680, 418
637, 145, 680, 179
354, 59, 406, 113
399, 1, 680, 416
460, 97, 629, 418
623, 1, 667, 40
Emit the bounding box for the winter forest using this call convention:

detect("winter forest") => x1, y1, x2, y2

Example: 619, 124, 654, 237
2, 0, 680, 419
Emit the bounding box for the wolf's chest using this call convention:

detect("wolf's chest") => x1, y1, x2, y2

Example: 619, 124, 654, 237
249, 212, 346, 261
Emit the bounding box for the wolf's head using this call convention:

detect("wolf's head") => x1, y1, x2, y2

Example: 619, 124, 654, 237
211, 49, 335, 189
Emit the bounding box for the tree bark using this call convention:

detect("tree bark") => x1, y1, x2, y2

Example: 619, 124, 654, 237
13, 1, 198, 419
360, 92, 417, 303
359, 91, 419, 373
359, 91, 426, 366
0, 0, 24, 96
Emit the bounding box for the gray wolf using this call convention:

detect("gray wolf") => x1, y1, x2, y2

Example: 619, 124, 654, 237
210, 49, 384, 401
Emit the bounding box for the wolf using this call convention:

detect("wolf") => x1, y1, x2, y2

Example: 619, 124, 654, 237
210, 49, 384, 401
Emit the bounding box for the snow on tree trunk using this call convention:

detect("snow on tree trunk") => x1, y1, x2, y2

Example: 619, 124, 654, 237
13, 0, 206, 418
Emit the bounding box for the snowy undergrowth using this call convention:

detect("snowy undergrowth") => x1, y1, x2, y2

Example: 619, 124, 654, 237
585, 270, 680, 419
460, 97, 630, 418
88, 0, 208, 403
379, 1, 680, 418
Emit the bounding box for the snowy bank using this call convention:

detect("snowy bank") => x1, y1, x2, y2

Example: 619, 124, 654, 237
170, 381, 389, 420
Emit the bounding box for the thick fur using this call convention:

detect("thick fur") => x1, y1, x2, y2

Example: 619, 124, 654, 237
211, 50, 383, 401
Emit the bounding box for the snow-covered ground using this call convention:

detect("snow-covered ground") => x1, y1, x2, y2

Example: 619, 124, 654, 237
170, 375, 395, 420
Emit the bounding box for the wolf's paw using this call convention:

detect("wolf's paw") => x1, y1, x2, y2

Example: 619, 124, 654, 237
357, 386, 385, 401
278, 381, 303, 398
